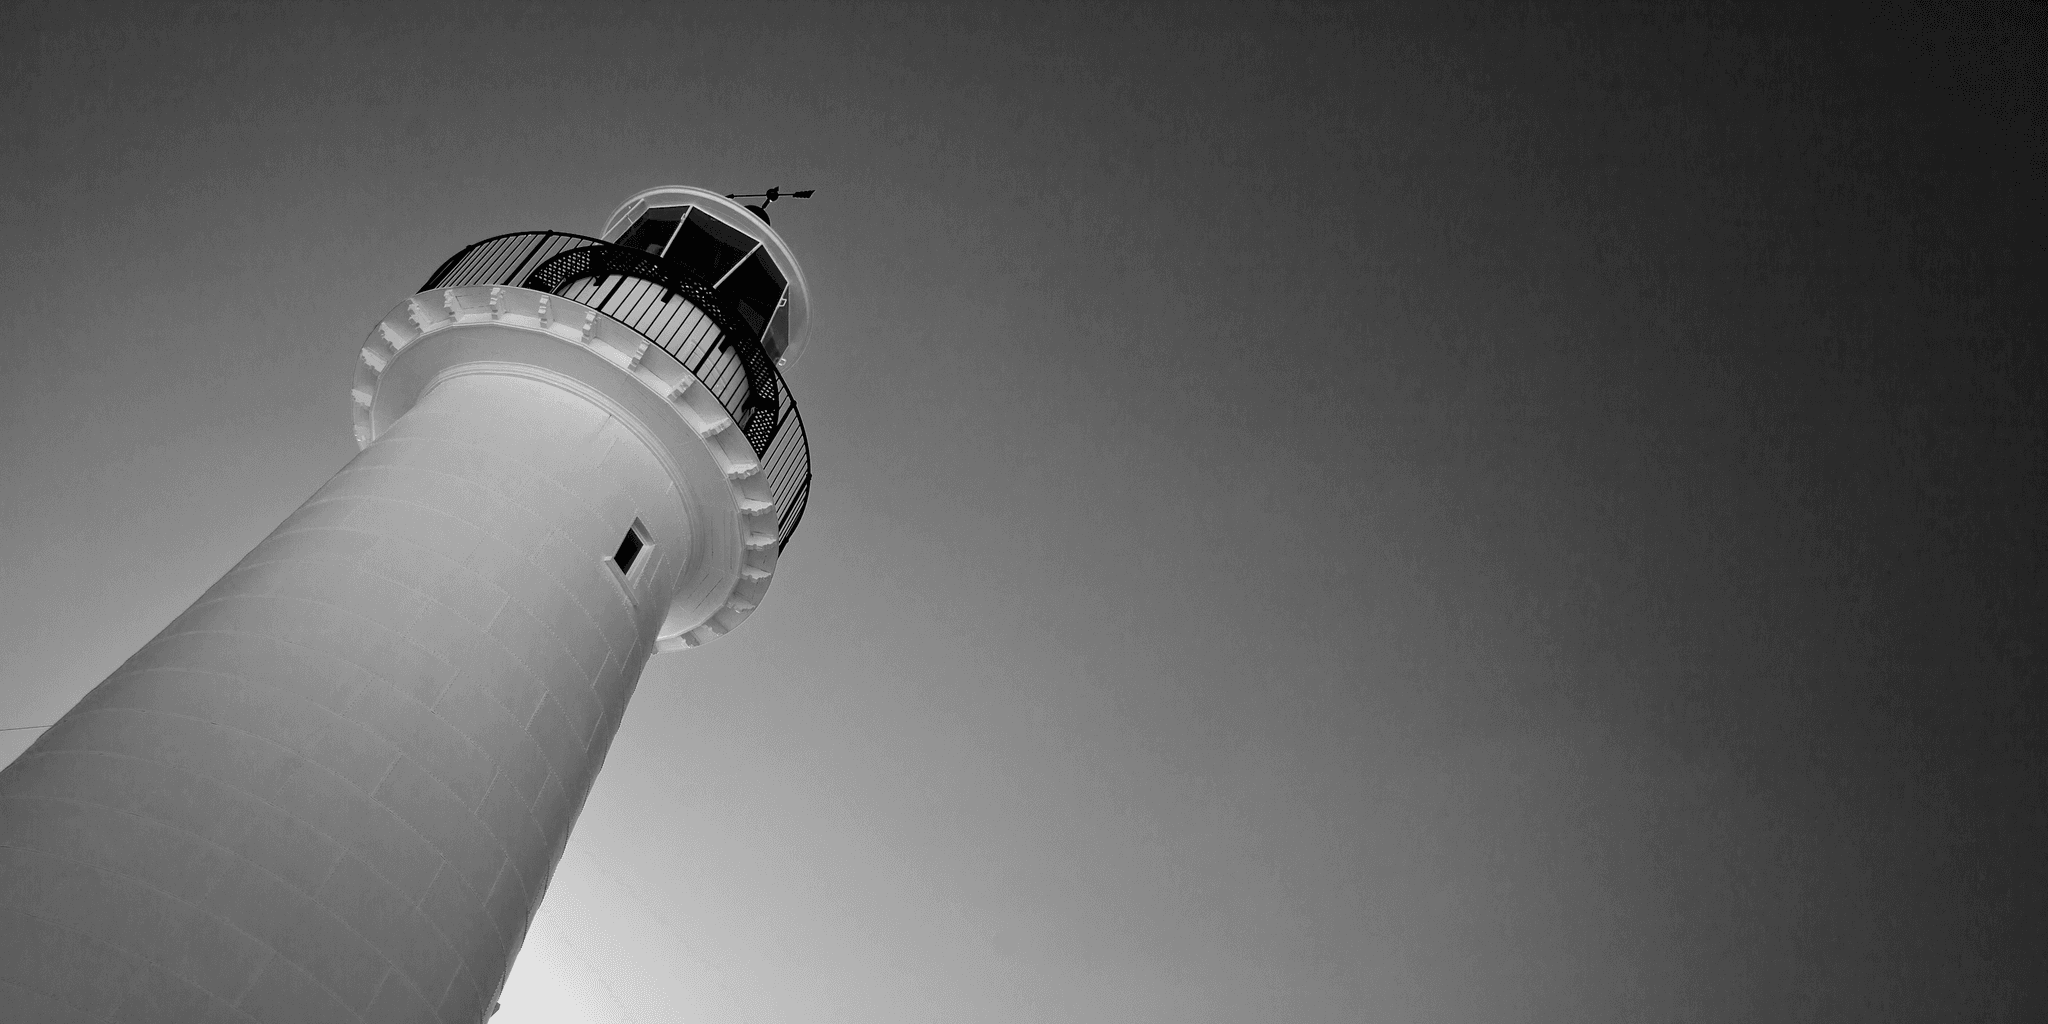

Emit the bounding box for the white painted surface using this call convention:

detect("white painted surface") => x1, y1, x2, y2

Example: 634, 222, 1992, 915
0, 370, 702, 1023
356, 285, 784, 650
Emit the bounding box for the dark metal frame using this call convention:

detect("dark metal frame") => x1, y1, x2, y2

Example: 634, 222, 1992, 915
422, 231, 812, 550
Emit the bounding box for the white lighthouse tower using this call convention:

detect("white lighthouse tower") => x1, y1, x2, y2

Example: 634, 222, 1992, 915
0, 187, 814, 1023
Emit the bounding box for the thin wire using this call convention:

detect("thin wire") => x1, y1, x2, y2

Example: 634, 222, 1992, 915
0, 724, 52, 734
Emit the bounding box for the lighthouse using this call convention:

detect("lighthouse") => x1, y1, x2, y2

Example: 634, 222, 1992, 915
0, 187, 814, 1023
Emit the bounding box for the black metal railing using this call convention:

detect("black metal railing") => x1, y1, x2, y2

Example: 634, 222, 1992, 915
422, 231, 811, 551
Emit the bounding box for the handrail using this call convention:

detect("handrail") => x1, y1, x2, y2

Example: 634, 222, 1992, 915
422, 231, 812, 552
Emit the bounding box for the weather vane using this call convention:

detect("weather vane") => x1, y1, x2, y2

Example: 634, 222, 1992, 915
727, 186, 815, 224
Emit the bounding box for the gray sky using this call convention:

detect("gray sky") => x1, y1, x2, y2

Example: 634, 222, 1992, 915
2, 2, 2040, 1021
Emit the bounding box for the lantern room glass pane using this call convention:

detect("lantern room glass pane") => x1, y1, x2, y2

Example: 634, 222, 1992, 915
667, 209, 757, 286
763, 297, 792, 361
617, 206, 686, 255
716, 248, 787, 342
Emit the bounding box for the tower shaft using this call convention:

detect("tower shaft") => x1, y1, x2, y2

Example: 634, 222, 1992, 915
1, 370, 686, 1022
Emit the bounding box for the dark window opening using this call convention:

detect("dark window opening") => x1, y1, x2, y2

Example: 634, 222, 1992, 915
617, 206, 687, 255
666, 209, 758, 286
763, 299, 792, 362
716, 248, 788, 343
613, 526, 646, 573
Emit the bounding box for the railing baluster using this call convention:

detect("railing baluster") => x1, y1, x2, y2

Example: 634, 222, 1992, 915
416, 230, 810, 548
503, 235, 548, 290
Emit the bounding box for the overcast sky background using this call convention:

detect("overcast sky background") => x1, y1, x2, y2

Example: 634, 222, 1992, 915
2, 2, 2041, 1022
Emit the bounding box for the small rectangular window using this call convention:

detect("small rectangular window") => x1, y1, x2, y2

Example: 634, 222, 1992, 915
613, 523, 647, 573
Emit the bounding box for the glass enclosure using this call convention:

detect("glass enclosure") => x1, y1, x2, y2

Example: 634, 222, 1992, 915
614, 205, 793, 362
616, 205, 686, 254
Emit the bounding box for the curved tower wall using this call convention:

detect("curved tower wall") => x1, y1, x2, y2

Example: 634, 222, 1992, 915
0, 369, 694, 1023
